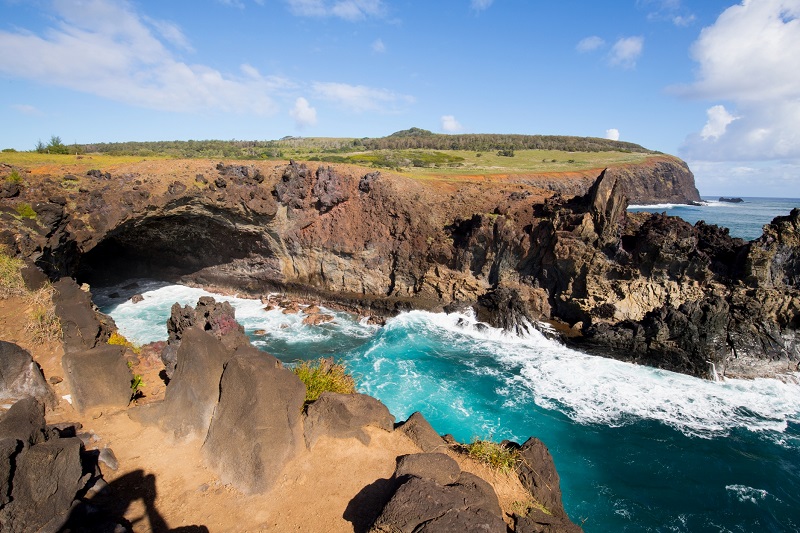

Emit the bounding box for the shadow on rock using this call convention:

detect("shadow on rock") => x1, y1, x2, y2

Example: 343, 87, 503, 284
60, 469, 208, 533
343, 477, 399, 533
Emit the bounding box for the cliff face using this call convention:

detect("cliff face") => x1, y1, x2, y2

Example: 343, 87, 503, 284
0, 157, 794, 379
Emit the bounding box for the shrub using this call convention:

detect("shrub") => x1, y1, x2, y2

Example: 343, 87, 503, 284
131, 373, 145, 399
464, 439, 520, 473
108, 331, 141, 354
6, 170, 22, 184
15, 203, 36, 219
292, 357, 356, 403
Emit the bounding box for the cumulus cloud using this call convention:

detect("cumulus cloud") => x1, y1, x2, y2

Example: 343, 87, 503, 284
471, 0, 493, 11
372, 38, 386, 53
576, 36, 605, 52
700, 105, 738, 141
639, 0, 696, 27
312, 82, 414, 112
0, 0, 287, 115
285, 0, 385, 21
441, 115, 462, 133
605, 128, 620, 141
608, 36, 644, 68
679, 0, 800, 161
290, 97, 317, 128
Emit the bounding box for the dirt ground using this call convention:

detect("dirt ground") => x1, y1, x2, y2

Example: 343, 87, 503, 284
0, 297, 530, 532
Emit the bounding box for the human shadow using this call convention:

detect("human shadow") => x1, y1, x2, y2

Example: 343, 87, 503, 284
343, 477, 399, 533
59, 468, 208, 533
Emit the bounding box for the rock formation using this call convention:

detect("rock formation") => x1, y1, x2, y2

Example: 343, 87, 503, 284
0, 157, 796, 378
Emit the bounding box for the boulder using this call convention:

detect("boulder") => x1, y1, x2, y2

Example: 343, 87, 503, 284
0, 397, 47, 448
0, 437, 86, 532
158, 328, 233, 440
396, 411, 448, 453
19, 262, 48, 291
61, 344, 132, 413
203, 347, 306, 494
394, 453, 460, 486
52, 278, 106, 353
302, 313, 334, 326
303, 392, 394, 449
370, 465, 505, 533
516, 438, 568, 519
0, 341, 56, 409
162, 297, 249, 378
514, 509, 584, 533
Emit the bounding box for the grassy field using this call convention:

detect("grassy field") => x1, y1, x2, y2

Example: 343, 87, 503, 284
0, 148, 655, 180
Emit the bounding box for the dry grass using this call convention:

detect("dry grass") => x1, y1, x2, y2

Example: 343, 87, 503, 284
1, 246, 61, 344
108, 331, 141, 354
292, 357, 357, 403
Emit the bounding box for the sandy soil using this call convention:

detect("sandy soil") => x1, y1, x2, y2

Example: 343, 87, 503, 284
1, 297, 530, 532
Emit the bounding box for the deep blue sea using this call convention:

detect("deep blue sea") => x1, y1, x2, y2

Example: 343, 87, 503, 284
628, 197, 800, 241
95, 198, 800, 532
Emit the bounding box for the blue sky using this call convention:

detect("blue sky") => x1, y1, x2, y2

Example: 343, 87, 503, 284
1, 0, 798, 197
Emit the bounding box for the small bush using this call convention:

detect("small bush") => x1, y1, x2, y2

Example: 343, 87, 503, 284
6, 170, 22, 184
464, 439, 520, 473
108, 331, 141, 354
292, 357, 356, 403
131, 374, 145, 399
15, 203, 36, 219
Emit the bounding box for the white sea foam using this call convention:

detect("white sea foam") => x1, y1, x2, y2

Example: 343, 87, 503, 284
628, 203, 681, 210
101, 283, 800, 442
380, 310, 800, 440
725, 484, 772, 504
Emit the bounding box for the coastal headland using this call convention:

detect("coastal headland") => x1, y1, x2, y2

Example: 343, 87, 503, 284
1, 136, 798, 530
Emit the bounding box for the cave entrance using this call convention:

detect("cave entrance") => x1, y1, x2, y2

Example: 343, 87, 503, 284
75, 214, 271, 287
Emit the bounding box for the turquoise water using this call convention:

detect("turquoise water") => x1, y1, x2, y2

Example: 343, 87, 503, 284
628, 197, 800, 241
96, 282, 800, 532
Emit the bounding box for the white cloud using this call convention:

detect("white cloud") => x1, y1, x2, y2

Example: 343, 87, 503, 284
372, 38, 386, 53
11, 104, 44, 116
700, 105, 738, 140
285, 0, 385, 20
0, 0, 285, 116
441, 115, 462, 133
672, 14, 696, 27
146, 18, 194, 52
471, 0, 493, 11
679, 0, 800, 162
312, 82, 414, 112
605, 128, 620, 141
289, 97, 317, 128
608, 36, 644, 68
576, 36, 605, 52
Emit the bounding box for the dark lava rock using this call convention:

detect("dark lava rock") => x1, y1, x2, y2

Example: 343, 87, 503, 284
61, 344, 132, 413
359, 171, 381, 193
719, 197, 744, 203
370, 458, 506, 533
303, 392, 394, 449
19, 261, 48, 291
0, 341, 56, 409
53, 279, 108, 353
158, 328, 234, 440
203, 346, 306, 494
86, 169, 111, 180
313, 166, 350, 213
275, 160, 312, 209
394, 453, 460, 486
0, 182, 20, 198
517, 437, 568, 519
0, 397, 47, 448
167, 181, 187, 195
396, 411, 448, 453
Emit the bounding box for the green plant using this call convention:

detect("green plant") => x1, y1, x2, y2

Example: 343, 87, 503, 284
464, 439, 520, 473
131, 374, 145, 399
510, 499, 551, 517
292, 357, 356, 403
15, 203, 36, 219
6, 170, 22, 184
108, 331, 141, 354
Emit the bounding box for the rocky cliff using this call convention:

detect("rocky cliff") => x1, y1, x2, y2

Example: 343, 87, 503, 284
0, 156, 795, 379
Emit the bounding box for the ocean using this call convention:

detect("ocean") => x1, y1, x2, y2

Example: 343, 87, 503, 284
94, 197, 800, 532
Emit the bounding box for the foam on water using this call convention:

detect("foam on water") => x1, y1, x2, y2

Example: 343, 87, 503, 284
99, 283, 800, 444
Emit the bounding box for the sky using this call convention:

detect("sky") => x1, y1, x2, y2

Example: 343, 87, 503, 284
0, 0, 798, 197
